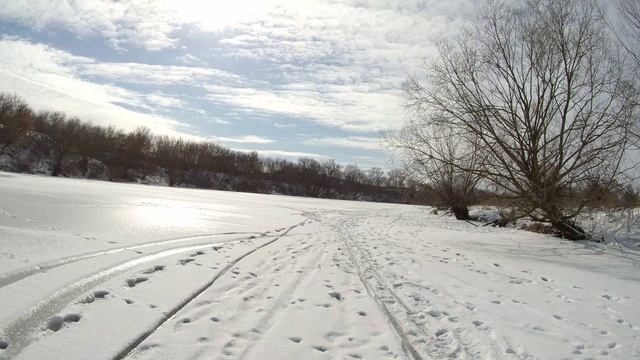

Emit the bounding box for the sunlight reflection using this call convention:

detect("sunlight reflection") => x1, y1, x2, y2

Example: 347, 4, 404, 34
133, 200, 242, 228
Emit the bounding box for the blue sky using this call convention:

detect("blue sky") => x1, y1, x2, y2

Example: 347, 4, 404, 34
0, 0, 474, 168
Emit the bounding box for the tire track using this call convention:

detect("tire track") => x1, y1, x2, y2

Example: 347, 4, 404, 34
113, 218, 309, 360
0, 234, 274, 359
0, 231, 266, 289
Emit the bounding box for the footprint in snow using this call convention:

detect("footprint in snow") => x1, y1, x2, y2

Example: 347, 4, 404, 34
0, 340, 9, 350
142, 265, 165, 274
126, 277, 148, 287
289, 337, 302, 343
47, 313, 81, 332
312, 345, 328, 352
435, 329, 448, 337
124, 299, 135, 304
328, 291, 343, 301
357, 311, 367, 316
139, 343, 159, 351
178, 258, 194, 265
94, 290, 109, 298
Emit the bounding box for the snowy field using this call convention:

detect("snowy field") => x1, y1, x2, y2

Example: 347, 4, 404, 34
0, 172, 639, 360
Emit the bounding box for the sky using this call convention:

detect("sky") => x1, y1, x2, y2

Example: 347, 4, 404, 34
0, 0, 474, 169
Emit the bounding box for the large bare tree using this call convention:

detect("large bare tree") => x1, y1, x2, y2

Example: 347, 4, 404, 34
389, 123, 482, 220
401, 0, 638, 238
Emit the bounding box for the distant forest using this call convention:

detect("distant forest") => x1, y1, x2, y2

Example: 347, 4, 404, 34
0, 93, 428, 204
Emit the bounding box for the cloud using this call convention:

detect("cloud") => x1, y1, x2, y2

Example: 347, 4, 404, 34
77, 62, 240, 86
205, 84, 404, 132
200, 0, 475, 132
233, 148, 330, 160
211, 135, 274, 144
0, 0, 180, 50
304, 136, 383, 150
273, 122, 297, 128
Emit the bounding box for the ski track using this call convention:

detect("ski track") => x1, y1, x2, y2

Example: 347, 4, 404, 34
114, 218, 309, 359
341, 214, 527, 360
339, 217, 424, 360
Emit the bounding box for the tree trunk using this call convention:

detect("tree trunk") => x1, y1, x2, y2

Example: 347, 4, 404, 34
545, 205, 587, 240
451, 206, 470, 220
550, 220, 587, 240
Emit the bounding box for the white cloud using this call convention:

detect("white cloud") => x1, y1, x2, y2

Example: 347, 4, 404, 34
273, 122, 297, 128
304, 136, 383, 150
200, 0, 475, 132
0, 0, 180, 50
211, 135, 274, 144
206, 85, 404, 132
208, 117, 231, 125
77, 62, 239, 86
233, 148, 330, 160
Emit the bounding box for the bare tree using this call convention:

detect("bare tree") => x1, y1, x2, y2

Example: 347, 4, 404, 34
0, 94, 32, 149
389, 124, 482, 219
604, 0, 640, 70
403, 0, 638, 238
386, 168, 407, 189
366, 167, 386, 187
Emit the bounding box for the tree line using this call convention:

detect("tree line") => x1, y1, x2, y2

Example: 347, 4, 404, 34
0, 93, 430, 203
388, 0, 640, 239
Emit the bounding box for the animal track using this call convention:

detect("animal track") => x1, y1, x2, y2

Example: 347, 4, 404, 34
357, 311, 367, 316
289, 337, 302, 343
0, 340, 8, 350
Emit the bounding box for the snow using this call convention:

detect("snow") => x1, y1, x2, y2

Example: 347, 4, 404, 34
1, 172, 639, 359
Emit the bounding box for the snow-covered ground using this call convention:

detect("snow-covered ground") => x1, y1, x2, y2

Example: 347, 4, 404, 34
1, 172, 639, 360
